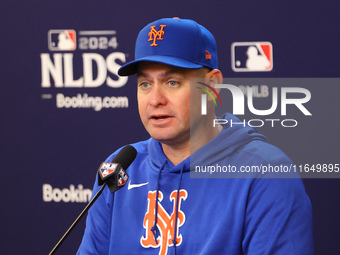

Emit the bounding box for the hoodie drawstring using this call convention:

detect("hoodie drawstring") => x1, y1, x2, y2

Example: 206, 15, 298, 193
172, 165, 185, 255
151, 161, 166, 244
150, 161, 185, 255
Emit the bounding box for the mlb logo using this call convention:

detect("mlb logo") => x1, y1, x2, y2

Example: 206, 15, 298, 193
231, 42, 273, 72
99, 163, 119, 178
48, 30, 76, 51
117, 168, 128, 187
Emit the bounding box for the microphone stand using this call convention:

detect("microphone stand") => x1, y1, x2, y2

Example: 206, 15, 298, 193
49, 183, 107, 255
49, 145, 137, 254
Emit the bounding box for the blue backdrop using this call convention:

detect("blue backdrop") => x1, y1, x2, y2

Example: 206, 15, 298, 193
1, 1, 339, 254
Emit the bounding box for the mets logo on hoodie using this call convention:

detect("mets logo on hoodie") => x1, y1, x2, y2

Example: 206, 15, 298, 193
141, 189, 188, 255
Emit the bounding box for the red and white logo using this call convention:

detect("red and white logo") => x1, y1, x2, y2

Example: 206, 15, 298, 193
231, 42, 273, 72
48, 30, 76, 51
117, 168, 128, 186
99, 162, 118, 178
141, 190, 187, 255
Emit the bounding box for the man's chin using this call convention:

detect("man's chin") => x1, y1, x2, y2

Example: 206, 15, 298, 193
150, 134, 174, 144
149, 133, 189, 147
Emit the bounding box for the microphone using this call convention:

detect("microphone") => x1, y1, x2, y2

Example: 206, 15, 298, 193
49, 145, 137, 255
98, 145, 137, 193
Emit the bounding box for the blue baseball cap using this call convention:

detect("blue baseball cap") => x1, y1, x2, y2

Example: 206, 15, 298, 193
118, 17, 218, 76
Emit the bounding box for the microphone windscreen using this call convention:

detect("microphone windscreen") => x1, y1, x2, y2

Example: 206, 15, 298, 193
111, 145, 137, 170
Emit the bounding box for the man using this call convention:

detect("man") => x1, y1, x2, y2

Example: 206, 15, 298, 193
77, 18, 313, 254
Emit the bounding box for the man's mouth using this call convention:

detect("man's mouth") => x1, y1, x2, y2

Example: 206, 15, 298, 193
150, 115, 171, 121
152, 116, 169, 120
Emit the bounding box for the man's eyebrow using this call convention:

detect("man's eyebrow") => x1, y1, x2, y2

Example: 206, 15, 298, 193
162, 70, 186, 79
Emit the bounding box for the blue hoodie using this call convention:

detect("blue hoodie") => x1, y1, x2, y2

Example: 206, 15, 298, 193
77, 113, 313, 255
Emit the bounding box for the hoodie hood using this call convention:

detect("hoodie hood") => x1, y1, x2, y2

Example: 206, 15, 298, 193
191, 113, 266, 167
147, 113, 266, 173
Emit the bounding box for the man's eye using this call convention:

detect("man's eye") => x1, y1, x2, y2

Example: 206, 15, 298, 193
139, 82, 149, 88
169, 81, 178, 87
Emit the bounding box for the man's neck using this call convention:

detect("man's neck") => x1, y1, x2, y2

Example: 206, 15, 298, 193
162, 142, 190, 166
161, 122, 222, 166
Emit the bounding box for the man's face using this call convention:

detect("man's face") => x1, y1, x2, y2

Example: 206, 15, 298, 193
137, 62, 206, 146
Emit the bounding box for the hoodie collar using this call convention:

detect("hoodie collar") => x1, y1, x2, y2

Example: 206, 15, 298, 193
147, 113, 266, 172
148, 139, 191, 173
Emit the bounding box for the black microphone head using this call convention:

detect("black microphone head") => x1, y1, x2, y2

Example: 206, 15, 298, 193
97, 145, 137, 187
111, 145, 137, 170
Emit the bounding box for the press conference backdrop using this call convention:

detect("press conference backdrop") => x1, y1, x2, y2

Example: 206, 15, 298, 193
1, 1, 339, 254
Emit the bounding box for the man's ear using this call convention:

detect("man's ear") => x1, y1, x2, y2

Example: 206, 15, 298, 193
205, 69, 223, 99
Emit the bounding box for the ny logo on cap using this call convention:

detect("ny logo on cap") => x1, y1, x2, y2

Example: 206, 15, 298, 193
148, 25, 166, 46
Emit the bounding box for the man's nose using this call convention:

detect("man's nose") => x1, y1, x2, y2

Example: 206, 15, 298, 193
148, 84, 167, 107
